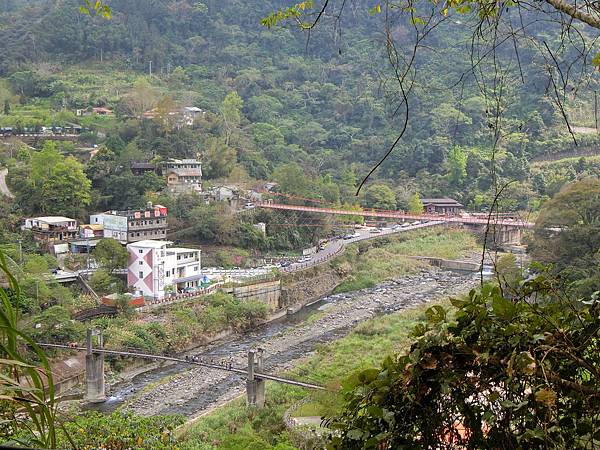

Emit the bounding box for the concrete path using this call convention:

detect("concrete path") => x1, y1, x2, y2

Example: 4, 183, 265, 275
0, 168, 14, 198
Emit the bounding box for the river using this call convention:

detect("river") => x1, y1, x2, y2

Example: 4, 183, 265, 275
86, 267, 481, 418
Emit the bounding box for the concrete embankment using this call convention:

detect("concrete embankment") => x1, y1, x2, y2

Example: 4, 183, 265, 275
409, 256, 481, 272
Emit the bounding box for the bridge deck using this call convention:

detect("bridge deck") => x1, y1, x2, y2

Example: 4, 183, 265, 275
37, 343, 325, 390
256, 202, 533, 228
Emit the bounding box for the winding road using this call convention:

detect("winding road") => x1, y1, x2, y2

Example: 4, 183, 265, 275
0, 168, 14, 198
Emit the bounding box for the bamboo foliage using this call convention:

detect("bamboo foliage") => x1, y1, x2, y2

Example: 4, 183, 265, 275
0, 248, 58, 448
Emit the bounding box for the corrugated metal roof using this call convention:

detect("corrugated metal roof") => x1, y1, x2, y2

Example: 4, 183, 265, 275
173, 274, 203, 283
30, 216, 77, 224
421, 198, 464, 207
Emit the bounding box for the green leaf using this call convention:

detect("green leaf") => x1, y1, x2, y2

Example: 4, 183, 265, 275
347, 428, 364, 440
449, 296, 465, 308
491, 295, 516, 320
410, 17, 426, 25
425, 305, 446, 324
593, 53, 600, 72
367, 405, 383, 418
359, 368, 381, 383
535, 388, 556, 406
369, 3, 382, 15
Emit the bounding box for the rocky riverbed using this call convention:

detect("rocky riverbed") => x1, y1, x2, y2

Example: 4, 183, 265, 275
111, 267, 480, 418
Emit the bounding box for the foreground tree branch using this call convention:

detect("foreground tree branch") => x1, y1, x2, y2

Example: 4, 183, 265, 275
542, 0, 600, 29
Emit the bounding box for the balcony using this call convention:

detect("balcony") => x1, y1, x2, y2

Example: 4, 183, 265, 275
128, 220, 168, 231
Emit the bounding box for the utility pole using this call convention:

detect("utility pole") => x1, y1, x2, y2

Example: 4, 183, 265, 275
149, 61, 152, 76
17, 238, 22, 266
86, 237, 90, 271
595, 91, 598, 134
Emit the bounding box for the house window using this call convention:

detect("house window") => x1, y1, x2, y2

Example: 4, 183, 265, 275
166, 270, 170, 277
138, 249, 143, 254
194, 266, 198, 271
139, 261, 143, 266
139, 271, 143, 278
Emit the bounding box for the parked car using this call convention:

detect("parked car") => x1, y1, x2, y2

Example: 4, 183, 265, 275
370, 228, 382, 234
343, 234, 354, 240
244, 202, 255, 209
280, 261, 292, 268
319, 244, 326, 251
352, 232, 361, 238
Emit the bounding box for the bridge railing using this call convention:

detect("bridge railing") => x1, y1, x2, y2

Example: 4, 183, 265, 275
255, 201, 533, 228
72, 305, 118, 321
136, 282, 225, 311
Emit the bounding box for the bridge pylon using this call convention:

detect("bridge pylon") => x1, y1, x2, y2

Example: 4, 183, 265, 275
84, 328, 106, 403
246, 348, 265, 407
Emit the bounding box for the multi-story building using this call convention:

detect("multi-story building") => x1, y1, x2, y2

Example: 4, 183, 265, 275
162, 159, 202, 194
126, 240, 202, 299
22, 216, 79, 244
90, 203, 168, 244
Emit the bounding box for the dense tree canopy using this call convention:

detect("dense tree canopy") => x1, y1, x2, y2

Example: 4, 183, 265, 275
0, 0, 598, 216
12, 142, 92, 218
362, 184, 396, 210
530, 178, 600, 295
92, 238, 128, 273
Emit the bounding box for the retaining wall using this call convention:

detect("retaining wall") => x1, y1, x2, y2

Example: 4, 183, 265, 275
223, 280, 281, 311
410, 256, 481, 272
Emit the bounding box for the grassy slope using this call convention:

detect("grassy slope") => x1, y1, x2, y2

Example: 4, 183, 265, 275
333, 228, 478, 293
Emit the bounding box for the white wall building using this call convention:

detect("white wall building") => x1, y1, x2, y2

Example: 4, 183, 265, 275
126, 240, 202, 299
90, 203, 168, 244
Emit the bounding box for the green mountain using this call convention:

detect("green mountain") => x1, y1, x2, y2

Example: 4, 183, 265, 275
0, 0, 599, 214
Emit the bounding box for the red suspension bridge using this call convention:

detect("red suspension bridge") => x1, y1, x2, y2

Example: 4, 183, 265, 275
254, 200, 534, 229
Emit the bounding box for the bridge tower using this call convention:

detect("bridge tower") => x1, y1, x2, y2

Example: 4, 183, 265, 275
84, 328, 106, 403
246, 348, 265, 407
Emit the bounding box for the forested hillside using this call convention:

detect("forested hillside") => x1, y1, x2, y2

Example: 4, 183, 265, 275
0, 0, 599, 213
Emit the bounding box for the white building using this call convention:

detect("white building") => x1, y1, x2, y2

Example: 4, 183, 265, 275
90, 203, 168, 244
182, 106, 205, 125
22, 216, 79, 244
163, 159, 202, 194
126, 240, 202, 299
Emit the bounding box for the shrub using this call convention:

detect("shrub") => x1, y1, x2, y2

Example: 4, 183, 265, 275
58, 411, 184, 449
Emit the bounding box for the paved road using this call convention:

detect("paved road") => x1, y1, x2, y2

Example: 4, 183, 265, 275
0, 168, 14, 198
282, 221, 444, 272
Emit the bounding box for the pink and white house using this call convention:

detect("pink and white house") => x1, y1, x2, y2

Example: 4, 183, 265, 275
127, 240, 202, 299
